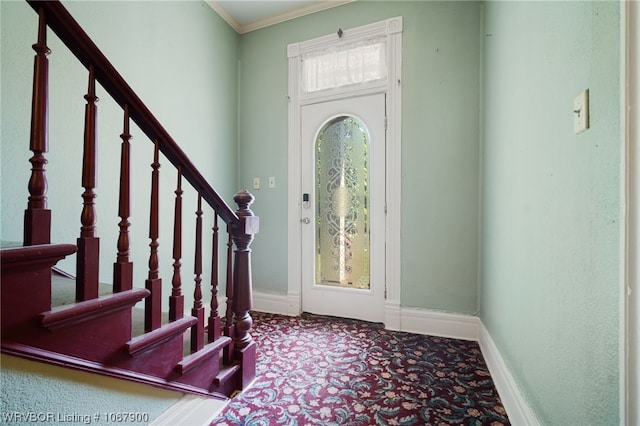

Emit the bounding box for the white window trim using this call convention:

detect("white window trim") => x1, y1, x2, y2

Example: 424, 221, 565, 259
287, 17, 403, 329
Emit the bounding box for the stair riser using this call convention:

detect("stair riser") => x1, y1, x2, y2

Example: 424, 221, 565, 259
118, 336, 185, 377
1, 244, 77, 334
173, 352, 223, 392
5, 310, 132, 364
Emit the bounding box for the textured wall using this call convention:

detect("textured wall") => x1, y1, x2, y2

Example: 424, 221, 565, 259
238, 1, 482, 314
480, 1, 621, 424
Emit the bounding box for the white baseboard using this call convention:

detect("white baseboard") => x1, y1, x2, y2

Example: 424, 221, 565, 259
252, 290, 299, 316
252, 293, 478, 340
286, 291, 302, 316
478, 322, 540, 426
384, 301, 402, 331
219, 291, 300, 317
398, 307, 480, 341
150, 394, 228, 426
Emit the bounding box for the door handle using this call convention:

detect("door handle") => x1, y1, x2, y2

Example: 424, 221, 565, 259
301, 217, 310, 224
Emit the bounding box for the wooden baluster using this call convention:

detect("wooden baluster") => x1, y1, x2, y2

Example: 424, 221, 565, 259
191, 193, 204, 352
25, 7, 51, 246
76, 65, 100, 301
231, 190, 258, 386
145, 140, 162, 331
113, 105, 132, 293
169, 167, 184, 321
208, 213, 220, 342
223, 229, 234, 364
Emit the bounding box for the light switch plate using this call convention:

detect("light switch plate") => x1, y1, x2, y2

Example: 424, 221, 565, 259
268, 176, 275, 189
253, 177, 260, 190
574, 89, 589, 134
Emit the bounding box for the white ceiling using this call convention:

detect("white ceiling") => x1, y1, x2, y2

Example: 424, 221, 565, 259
206, 0, 356, 34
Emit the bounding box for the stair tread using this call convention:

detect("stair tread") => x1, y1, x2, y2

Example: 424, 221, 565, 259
0, 241, 23, 249
1, 243, 77, 270
176, 336, 232, 375
49, 276, 168, 339
42, 288, 150, 331
127, 316, 198, 356
51, 274, 112, 307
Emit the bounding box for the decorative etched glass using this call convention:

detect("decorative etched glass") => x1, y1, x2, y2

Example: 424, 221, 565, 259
315, 116, 370, 289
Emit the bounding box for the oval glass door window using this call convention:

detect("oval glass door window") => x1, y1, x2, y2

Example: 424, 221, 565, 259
315, 115, 370, 289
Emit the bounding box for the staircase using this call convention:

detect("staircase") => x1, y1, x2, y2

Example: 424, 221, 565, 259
1, 0, 258, 400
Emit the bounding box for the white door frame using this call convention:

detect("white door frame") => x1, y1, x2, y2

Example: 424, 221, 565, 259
622, 1, 639, 424
287, 17, 403, 328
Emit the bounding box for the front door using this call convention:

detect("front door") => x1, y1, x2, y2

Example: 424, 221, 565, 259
300, 93, 386, 323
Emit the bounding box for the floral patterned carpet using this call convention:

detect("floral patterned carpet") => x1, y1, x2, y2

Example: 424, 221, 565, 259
211, 312, 510, 426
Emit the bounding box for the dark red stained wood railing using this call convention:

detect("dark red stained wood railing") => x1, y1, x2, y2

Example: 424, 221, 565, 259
191, 193, 205, 353
10, 0, 259, 396
208, 213, 221, 342
169, 167, 184, 322
145, 140, 162, 333
230, 191, 257, 385
113, 105, 133, 293
76, 65, 100, 302
24, 1, 239, 226
223, 231, 235, 365
231, 191, 255, 351
24, 7, 51, 246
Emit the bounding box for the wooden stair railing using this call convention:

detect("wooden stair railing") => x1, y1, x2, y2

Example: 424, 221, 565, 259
1, 0, 258, 399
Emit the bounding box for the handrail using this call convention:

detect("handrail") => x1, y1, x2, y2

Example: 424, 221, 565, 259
25, 0, 239, 226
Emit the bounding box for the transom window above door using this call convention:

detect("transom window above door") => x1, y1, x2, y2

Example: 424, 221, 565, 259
301, 39, 387, 93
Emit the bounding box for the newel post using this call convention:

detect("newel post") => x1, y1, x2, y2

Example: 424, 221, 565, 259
231, 189, 258, 387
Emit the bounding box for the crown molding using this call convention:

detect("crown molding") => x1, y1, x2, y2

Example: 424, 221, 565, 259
206, 0, 357, 34
205, 0, 242, 33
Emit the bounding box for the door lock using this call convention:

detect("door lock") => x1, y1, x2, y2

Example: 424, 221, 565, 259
301, 217, 310, 224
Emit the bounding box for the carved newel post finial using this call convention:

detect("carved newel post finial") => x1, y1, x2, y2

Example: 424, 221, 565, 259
234, 189, 255, 216
231, 189, 258, 351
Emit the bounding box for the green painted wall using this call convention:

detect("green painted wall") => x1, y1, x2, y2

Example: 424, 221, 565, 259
238, 1, 482, 314
1, 1, 239, 311
480, 1, 621, 424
